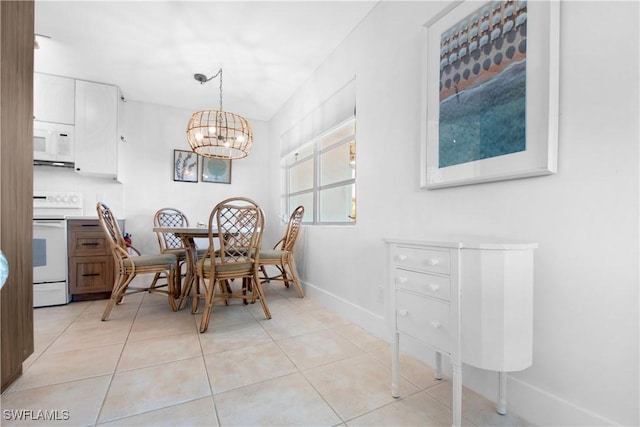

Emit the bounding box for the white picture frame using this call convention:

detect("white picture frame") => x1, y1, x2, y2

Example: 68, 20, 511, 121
201, 157, 232, 184
420, 0, 559, 189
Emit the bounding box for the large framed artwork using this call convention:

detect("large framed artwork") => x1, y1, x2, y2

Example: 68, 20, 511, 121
173, 149, 198, 182
420, 0, 559, 189
201, 157, 232, 184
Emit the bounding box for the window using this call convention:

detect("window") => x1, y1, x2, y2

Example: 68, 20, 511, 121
283, 118, 356, 224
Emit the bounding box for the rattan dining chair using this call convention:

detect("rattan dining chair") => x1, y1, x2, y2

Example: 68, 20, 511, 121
195, 197, 270, 333
97, 202, 178, 320
259, 205, 305, 298
151, 207, 206, 295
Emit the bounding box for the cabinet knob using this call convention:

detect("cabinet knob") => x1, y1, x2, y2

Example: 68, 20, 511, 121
398, 309, 408, 316
429, 320, 441, 329
429, 283, 440, 292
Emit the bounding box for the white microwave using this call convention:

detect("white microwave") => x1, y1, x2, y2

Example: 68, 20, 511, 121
33, 121, 75, 165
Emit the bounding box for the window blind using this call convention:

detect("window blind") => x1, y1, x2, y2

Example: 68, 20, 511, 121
280, 77, 356, 158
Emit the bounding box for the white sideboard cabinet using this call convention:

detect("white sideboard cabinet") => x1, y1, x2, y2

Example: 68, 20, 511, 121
74, 79, 120, 179
385, 238, 537, 427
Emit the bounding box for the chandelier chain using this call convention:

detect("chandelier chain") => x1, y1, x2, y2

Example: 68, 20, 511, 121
219, 68, 223, 112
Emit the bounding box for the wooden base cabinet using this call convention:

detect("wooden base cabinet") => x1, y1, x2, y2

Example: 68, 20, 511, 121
68, 219, 114, 300
385, 238, 537, 427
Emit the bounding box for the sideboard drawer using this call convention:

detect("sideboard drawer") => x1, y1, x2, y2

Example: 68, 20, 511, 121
394, 269, 450, 301
393, 246, 450, 275
396, 291, 451, 353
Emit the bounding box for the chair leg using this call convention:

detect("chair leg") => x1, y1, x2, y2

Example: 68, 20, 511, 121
199, 276, 216, 333
102, 272, 134, 321
274, 265, 286, 285
166, 268, 177, 311
286, 257, 304, 298
149, 272, 161, 290
260, 265, 270, 283
251, 270, 271, 319
192, 274, 202, 314
172, 263, 183, 299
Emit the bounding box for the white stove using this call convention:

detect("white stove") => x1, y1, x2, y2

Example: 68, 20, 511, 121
33, 191, 83, 219
33, 191, 83, 307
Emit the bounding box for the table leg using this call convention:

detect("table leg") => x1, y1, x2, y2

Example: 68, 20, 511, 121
177, 237, 198, 311
435, 351, 442, 380
391, 331, 400, 398
497, 371, 507, 415
452, 362, 462, 427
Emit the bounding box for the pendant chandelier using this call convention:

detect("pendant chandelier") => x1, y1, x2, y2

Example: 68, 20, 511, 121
186, 68, 253, 160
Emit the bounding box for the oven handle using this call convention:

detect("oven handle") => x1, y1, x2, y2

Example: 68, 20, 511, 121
33, 221, 65, 228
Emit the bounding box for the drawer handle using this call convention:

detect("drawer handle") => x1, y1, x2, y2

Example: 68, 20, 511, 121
398, 309, 408, 316
425, 259, 440, 266
396, 276, 408, 284
429, 284, 440, 292
81, 224, 99, 227
429, 320, 441, 329
396, 254, 408, 261
82, 273, 101, 277
82, 242, 100, 246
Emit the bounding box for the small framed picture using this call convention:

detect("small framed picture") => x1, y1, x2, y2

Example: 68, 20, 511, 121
173, 150, 198, 182
201, 157, 232, 184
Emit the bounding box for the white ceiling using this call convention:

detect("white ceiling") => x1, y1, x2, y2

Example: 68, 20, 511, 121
34, 1, 377, 121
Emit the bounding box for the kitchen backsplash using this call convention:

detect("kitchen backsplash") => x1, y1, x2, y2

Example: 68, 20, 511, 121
34, 166, 125, 217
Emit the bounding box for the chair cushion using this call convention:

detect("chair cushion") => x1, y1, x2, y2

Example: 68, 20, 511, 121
196, 248, 209, 257
123, 253, 177, 267
163, 248, 188, 259
197, 257, 254, 272
163, 248, 208, 259
259, 249, 287, 260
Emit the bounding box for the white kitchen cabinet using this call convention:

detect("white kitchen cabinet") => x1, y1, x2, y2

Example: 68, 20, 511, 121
33, 73, 75, 124
74, 79, 119, 179
385, 238, 537, 427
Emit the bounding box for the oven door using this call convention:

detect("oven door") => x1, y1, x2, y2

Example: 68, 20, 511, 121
33, 218, 69, 306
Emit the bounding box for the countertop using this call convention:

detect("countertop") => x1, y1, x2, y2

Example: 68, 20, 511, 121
66, 216, 126, 221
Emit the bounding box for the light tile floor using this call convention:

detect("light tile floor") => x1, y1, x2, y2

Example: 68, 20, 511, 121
1, 276, 532, 426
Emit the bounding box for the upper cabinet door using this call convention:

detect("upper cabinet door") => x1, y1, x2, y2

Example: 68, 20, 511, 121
74, 79, 118, 178
33, 73, 75, 124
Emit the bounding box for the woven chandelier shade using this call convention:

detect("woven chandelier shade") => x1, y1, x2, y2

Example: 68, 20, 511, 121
186, 110, 253, 160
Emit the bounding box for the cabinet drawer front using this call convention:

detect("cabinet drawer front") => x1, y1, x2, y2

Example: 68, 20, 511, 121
68, 220, 102, 231
393, 246, 450, 275
396, 292, 450, 353
70, 232, 109, 256
69, 257, 114, 294
394, 269, 450, 301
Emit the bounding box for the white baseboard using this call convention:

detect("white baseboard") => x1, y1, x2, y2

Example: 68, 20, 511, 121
303, 280, 622, 427
303, 280, 388, 339
498, 375, 620, 426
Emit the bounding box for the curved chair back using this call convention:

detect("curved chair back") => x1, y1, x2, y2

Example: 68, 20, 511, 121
154, 207, 190, 252
97, 202, 128, 258
208, 197, 264, 264
280, 205, 305, 252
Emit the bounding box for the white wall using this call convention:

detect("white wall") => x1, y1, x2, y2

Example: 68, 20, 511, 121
269, 1, 639, 426
117, 100, 277, 253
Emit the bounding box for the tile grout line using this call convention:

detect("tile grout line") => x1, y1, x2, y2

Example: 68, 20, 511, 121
92, 293, 145, 427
